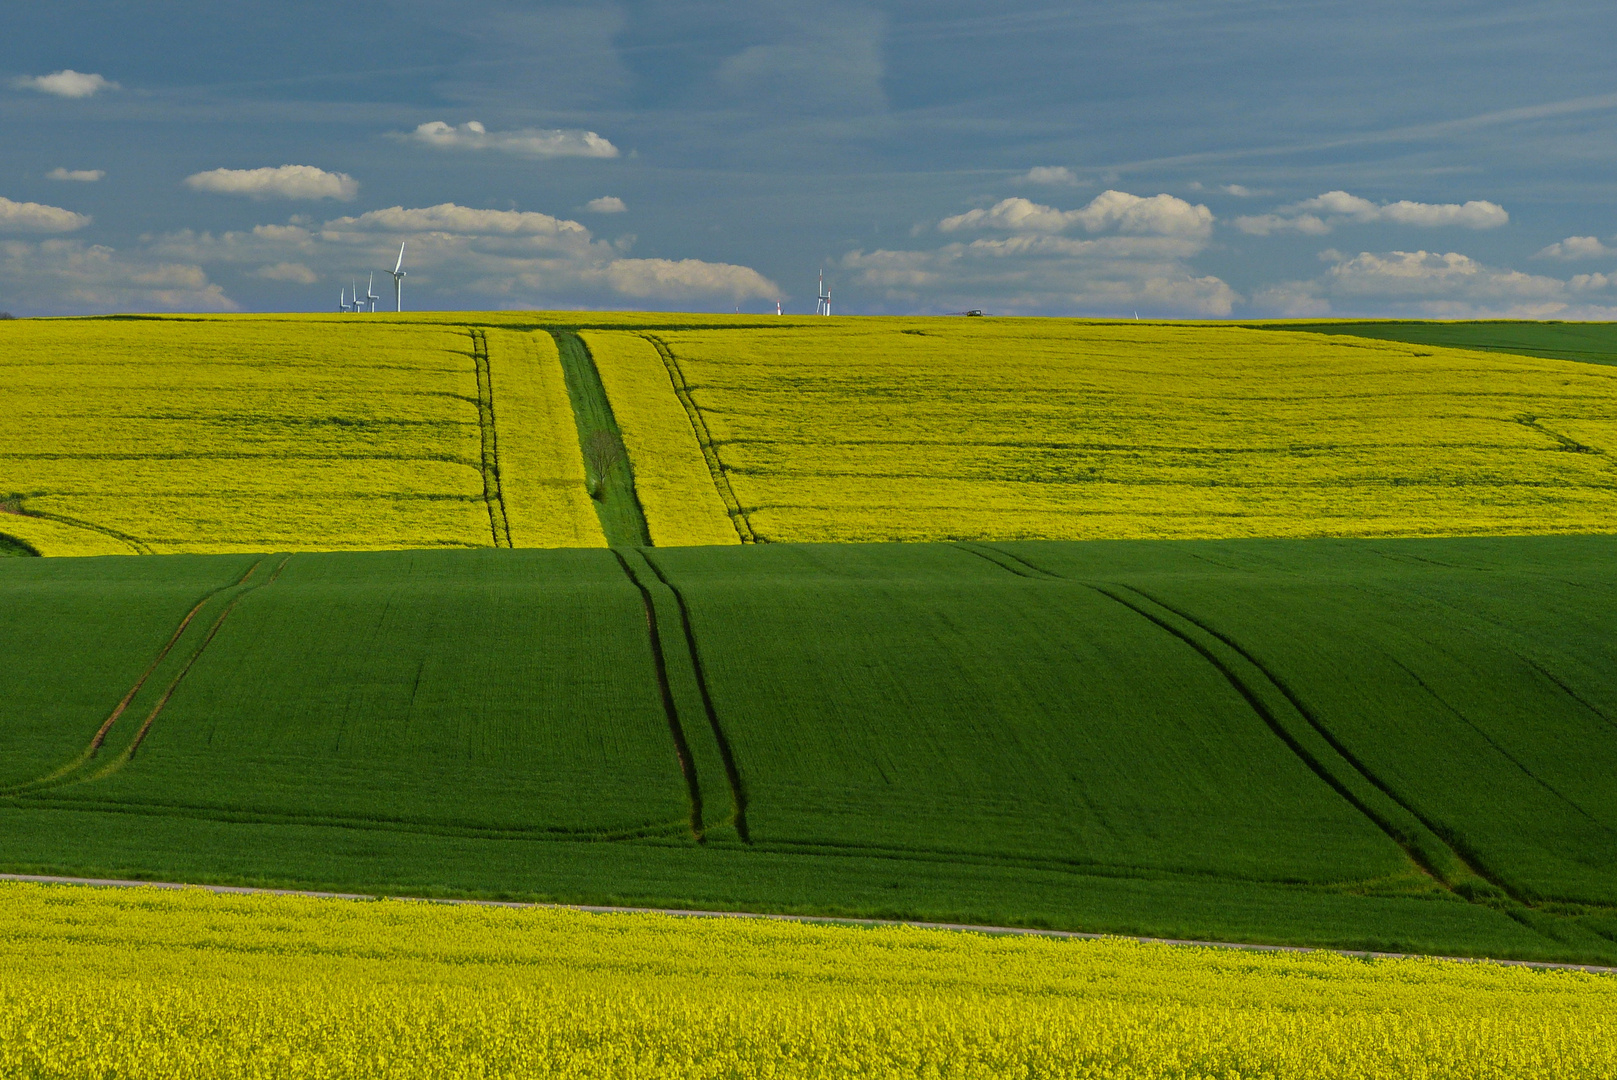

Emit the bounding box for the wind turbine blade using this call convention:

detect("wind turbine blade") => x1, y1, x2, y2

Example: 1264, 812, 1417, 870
394, 242, 406, 274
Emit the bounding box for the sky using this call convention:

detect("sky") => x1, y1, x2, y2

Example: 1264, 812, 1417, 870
4, 0, 1617, 318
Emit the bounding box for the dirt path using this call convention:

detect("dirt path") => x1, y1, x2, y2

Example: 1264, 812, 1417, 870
2, 872, 1612, 976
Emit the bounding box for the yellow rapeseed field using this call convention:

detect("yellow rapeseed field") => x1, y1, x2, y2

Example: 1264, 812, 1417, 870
0, 316, 602, 555
583, 330, 740, 545
1, 882, 1613, 1079
645, 320, 1617, 543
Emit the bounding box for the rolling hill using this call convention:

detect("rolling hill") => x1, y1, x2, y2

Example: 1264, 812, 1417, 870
2, 535, 1614, 963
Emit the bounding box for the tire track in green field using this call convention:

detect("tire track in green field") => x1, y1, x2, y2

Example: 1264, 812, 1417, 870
469, 329, 512, 548
610, 550, 706, 840
13, 556, 293, 794
638, 551, 750, 843
1, 559, 267, 796
967, 543, 1519, 904
640, 335, 756, 543
117, 556, 293, 765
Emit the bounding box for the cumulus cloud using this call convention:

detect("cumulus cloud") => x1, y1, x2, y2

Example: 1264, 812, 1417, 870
1020, 166, 1078, 186
583, 196, 627, 213
46, 168, 104, 182
250, 262, 319, 284
939, 191, 1214, 240
1252, 249, 1617, 319
184, 165, 358, 201
843, 189, 1233, 316
12, 70, 117, 98
1534, 236, 1612, 260
1236, 191, 1508, 235
0, 196, 91, 233
0, 239, 234, 313
150, 201, 776, 308
401, 121, 619, 159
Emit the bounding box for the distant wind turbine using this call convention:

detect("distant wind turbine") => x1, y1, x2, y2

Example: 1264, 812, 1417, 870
364, 272, 380, 313
338, 285, 347, 313
387, 242, 407, 312
816, 271, 831, 316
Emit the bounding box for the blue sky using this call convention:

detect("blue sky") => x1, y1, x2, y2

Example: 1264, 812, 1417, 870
4, 0, 1617, 317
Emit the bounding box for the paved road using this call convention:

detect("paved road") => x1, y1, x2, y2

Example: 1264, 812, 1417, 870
4, 872, 1613, 976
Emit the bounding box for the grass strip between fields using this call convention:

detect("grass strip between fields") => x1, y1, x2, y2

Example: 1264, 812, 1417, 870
550, 331, 651, 546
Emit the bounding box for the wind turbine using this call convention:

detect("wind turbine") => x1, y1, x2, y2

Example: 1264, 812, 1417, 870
338, 285, 347, 313
816, 271, 831, 316
364, 272, 380, 313
351, 279, 362, 313
387, 242, 407, 312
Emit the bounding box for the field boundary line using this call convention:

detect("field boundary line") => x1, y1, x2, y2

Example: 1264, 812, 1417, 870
640, 335, 756, 543
470, 328, 512, 548
2, 873, 1612, 976
610, 550, 706, 839
638, 551, 750, 842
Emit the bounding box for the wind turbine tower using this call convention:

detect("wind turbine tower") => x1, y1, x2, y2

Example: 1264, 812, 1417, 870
365, 272, 380, 313
816, 271, 831, 316
387, 242, 407, 312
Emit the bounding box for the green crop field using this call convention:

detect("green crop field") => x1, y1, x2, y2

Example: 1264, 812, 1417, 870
1267, 319, 1617, 367
2, 535, 1614, 963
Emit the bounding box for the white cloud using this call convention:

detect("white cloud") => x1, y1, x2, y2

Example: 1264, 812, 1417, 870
1253, 249, 1617, 319
150, 202, 777, 307
583, 196, 627, 213
0, 196, 91, 233
401, 121, 619, 159
1236, 191, 1508, 235
46, 168, 104, 183
1021, 166, 1078, 186
939, 191, 1214, 239
843, 189, 1233, 316
184, 165, 358, 201
250, 262, 319, 285
0, 239, 234, 313
11, 70, 117, 98
1534, 236, 1612, 260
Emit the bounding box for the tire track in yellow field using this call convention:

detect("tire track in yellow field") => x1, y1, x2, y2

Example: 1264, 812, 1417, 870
469, 328, 512, 548
640, 335, 756, 542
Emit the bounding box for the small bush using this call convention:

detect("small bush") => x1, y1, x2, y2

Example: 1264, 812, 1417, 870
582, 429, 626, 499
